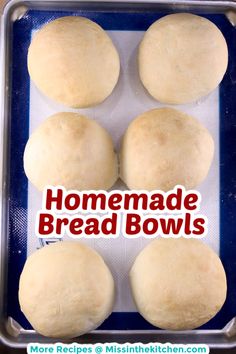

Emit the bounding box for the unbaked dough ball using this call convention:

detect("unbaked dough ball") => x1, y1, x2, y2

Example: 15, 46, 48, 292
24, 112, 118, 191
130, 238, 227, 330
19, 241, 115, 338
120, 108, 214, 191
28, 16, 120, 108
139, 13, 228, 104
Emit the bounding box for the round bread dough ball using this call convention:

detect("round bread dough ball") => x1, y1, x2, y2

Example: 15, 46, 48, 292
24, 112, 118, 191
130, 238, 227, 330
19, 241, 115, 338
139, 13, 228, 104
120, 108, 214, 191
28, 16, 120, 108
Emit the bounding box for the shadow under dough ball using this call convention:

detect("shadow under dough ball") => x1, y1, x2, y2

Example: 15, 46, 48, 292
139, 13, 228, 104
19, 241, 115, 338
130, 237, 227, 330
120, 107, 214, 191
27, 16, 120, 108
23, 112, 118, 191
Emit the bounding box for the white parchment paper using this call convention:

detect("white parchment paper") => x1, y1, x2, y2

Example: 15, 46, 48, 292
27, 30, 219, 312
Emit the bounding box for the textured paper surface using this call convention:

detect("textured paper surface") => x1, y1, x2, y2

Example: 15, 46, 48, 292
27, 30, 219, 312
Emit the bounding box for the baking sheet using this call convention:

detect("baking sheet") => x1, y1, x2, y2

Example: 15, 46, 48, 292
6, 8, 236, 332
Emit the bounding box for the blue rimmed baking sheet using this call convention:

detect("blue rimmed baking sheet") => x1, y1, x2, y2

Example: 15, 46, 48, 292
6, 7, 236, 332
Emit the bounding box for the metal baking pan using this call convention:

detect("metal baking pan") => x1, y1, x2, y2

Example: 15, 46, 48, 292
1, 0, 236, 348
